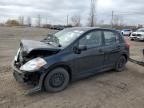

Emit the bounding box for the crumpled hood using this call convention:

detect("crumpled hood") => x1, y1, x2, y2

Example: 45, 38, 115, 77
20, 39, 61, 54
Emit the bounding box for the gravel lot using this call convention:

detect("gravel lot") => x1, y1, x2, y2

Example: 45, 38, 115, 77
0, 27, 144, 108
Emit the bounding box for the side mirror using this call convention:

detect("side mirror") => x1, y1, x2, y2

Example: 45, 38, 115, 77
73, 45, 87, 54
79, 45, 87, 51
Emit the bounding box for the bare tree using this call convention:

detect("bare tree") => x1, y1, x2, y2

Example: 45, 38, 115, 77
6, 19, 20, 26
88, 0, 97, 27
119, 16, 124, 26
19, 16, 24, 26
113, 15, 123, 26
99, 19, 104, 25
113, 15, 119, 26
45, 17, 48, 24
27, 16, 31, 27
71, 15, 81, 26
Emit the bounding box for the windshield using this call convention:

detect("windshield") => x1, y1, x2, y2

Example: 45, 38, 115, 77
137, 28, 144, 32
54, 29, 84, 47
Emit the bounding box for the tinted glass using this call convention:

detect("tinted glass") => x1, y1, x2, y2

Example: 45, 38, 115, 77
79, 31, 102, 48
137, 28, 144, 32
104, 31, 120, 45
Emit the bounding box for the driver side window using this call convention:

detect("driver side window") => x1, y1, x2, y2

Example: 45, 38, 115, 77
79, 31, 102, 48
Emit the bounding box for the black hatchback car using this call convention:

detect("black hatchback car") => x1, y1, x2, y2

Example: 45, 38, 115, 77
12, 27, 129, 94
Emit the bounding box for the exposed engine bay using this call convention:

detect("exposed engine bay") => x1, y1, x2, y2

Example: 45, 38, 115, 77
13, 39, 61, 85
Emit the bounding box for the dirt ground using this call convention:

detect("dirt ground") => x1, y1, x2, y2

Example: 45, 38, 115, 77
0, 27, 144, 108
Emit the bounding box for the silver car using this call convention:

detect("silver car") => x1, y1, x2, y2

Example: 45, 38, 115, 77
130, 28, 144, 41
121, 29, 132, 36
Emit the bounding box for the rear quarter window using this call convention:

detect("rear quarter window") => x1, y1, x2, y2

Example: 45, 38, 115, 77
104, 31, 120, 45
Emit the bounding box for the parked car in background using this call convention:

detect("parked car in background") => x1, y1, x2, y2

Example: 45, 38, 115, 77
116, 30, 121, 33
48, 25, 66, 30
121, 29, 132, 36
12, 27, 129, 94
52, 25, 65, 30
130, 28, 144, 41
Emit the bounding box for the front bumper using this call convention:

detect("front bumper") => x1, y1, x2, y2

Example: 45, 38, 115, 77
129, 36, 137, 40
136, 37, 144, 41
12, 61, 43, 95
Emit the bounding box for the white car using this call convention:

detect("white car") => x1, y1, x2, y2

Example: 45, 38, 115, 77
130, 28, 144, 41
121, 29, 132, 36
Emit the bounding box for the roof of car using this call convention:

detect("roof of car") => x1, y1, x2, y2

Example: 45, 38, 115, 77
122, 29, 132, 31
138, 28, 144, 30
65, 27, 116, 32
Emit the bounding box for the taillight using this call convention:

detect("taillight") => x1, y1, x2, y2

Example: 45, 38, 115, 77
125, 42, 130, 49
124, 38, 130, 49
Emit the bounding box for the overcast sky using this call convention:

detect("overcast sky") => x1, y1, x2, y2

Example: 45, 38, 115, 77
0, 0, 144, 25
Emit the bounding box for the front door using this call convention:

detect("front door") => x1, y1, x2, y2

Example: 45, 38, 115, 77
72, 30, 105, 77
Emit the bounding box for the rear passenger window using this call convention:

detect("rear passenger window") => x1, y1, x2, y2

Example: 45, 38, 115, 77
104, 31, 120, 45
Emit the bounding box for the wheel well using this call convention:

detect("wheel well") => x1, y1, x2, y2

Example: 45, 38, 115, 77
44, 64, 72, 81
41, 64, 72, 90
58, 65, 72, 81
122, 54, 128, 61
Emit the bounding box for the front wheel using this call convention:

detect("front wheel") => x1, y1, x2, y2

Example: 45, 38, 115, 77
115, 56, 127, 72
130, 38, 134, 41
44, 68, 69, 92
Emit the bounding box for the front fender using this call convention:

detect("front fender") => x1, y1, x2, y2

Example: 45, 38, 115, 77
39, 61, 71, 90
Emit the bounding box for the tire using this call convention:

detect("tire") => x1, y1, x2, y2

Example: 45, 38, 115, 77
115, 56, 127, 72
130, 38, 134, 41
44, 68, 69, 92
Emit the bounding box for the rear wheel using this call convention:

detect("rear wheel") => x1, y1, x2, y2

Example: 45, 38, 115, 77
44, 68, 69, 92
115, 56, 127, 72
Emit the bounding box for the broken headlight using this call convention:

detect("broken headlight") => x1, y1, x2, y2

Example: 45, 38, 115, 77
20, 57, 47, 72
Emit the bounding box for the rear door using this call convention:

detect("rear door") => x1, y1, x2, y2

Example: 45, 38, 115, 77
103, 30, 121, 67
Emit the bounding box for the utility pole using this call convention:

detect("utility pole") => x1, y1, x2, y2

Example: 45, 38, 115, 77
67, 15, 69, 25
111, 10, 114, 28
46, 17, 48, 24
37, 14, 41, 27
27, 16, 31, 27
90, 0, 96, 27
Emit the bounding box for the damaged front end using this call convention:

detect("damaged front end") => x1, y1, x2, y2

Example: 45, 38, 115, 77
12, 40, 61, 94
